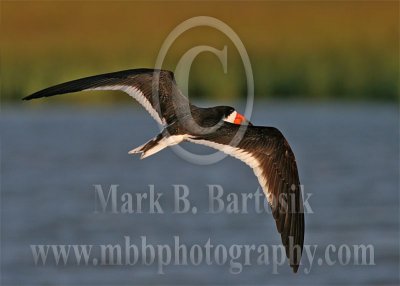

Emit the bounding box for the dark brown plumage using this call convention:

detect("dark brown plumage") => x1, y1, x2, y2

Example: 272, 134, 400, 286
182, 124, 304, 272
24, 68, 305, 272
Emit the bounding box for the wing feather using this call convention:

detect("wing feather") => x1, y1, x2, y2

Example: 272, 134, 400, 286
186, 123, 304, 272
23, 68, 190, 125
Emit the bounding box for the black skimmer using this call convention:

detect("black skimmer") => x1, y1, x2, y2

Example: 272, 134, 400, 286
24, 68, 304, 272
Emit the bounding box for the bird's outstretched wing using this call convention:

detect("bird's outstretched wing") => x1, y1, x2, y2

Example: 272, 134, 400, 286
23, 68, 190, 125
186, 123, 305, 272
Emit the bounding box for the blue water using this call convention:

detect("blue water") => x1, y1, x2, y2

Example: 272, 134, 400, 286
1, 102, 399, 285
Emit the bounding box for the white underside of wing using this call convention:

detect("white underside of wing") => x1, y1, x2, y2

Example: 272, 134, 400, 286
88, 85, 165, 125
186, 138, 272, 204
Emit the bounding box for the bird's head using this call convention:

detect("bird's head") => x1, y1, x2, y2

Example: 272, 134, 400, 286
222, 106, 253, 126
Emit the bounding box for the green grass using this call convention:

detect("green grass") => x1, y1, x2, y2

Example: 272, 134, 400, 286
2, 1, 399, 104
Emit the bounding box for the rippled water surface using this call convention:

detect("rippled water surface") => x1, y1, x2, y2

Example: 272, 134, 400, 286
1, 103, 399, 285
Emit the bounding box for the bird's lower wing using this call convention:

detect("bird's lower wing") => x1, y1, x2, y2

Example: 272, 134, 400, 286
186, 123, 305, 272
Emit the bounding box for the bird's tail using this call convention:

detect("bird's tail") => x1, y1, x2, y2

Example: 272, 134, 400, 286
128, 131, 185, 159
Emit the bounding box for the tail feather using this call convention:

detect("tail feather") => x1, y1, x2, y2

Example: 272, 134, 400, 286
129, 133, 185, 159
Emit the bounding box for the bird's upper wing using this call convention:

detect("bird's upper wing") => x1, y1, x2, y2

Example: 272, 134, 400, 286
23, 68, 190, 125
186, 123, 304, 272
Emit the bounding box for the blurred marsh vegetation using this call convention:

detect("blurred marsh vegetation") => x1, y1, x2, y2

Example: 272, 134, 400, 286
1, 1, 399, 104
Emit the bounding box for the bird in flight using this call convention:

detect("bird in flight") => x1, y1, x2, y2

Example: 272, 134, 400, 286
24, 68, 304, 272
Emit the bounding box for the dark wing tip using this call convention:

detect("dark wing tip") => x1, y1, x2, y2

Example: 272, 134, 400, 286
22, 90, 52, 100
22, 68, 176, 102
22, 93, 39, 101
280, 194, 304, 274
22, 84, 79, 101
292, 264, 300, 273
